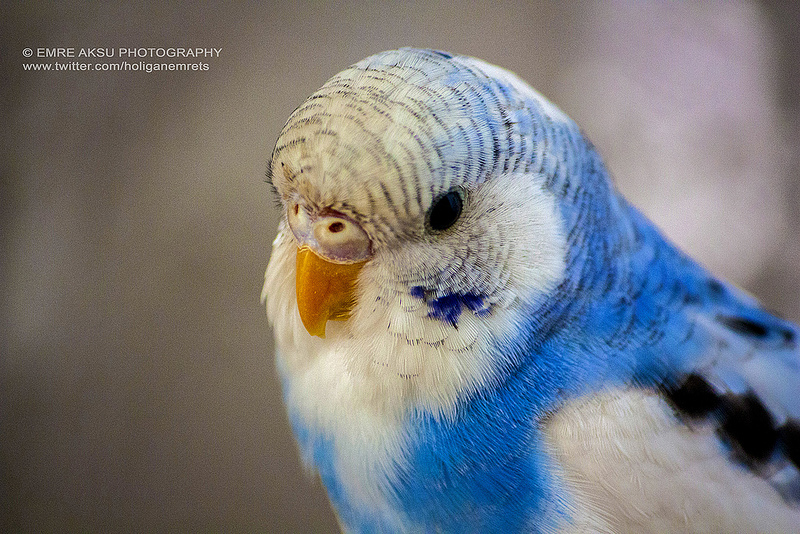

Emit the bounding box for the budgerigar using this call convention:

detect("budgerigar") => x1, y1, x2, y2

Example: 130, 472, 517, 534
262, 48, 800, 533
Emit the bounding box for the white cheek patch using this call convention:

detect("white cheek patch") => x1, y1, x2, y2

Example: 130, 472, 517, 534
466, 172, 567, 304
347, 286, 494, 417
544, 388, 800, 533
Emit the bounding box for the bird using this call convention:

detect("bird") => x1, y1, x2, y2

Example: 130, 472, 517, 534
262, 48, 800, 533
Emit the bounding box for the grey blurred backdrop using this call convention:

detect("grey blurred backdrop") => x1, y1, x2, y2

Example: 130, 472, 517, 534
2, 1, 799, 531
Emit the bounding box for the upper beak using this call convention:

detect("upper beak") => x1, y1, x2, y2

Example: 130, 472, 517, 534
295, 247, 367, 337
288, 202, 372, 338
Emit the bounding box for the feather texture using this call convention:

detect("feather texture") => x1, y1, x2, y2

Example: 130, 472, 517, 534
263, 48, 800, 532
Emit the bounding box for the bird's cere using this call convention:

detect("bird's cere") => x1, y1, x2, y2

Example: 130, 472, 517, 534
287, 201, 372, 263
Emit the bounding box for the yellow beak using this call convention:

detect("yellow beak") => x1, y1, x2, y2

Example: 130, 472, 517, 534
295, 246, 366, 338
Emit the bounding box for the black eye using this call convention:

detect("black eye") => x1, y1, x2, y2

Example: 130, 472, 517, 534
428, 190, 463, 231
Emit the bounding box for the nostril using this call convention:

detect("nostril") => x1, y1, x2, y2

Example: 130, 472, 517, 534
293, 204, 300, 216
310, 215, 371, 262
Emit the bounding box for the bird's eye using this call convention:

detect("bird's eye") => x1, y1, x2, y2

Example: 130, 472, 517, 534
428, 189, 463, 231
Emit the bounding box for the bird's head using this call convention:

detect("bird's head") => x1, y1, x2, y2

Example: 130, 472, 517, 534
264, 49, 605, 414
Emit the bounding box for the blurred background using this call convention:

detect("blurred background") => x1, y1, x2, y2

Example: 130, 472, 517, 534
2, 1, 798, 531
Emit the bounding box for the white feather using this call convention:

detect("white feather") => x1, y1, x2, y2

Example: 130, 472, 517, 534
544, 388, 800, 533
